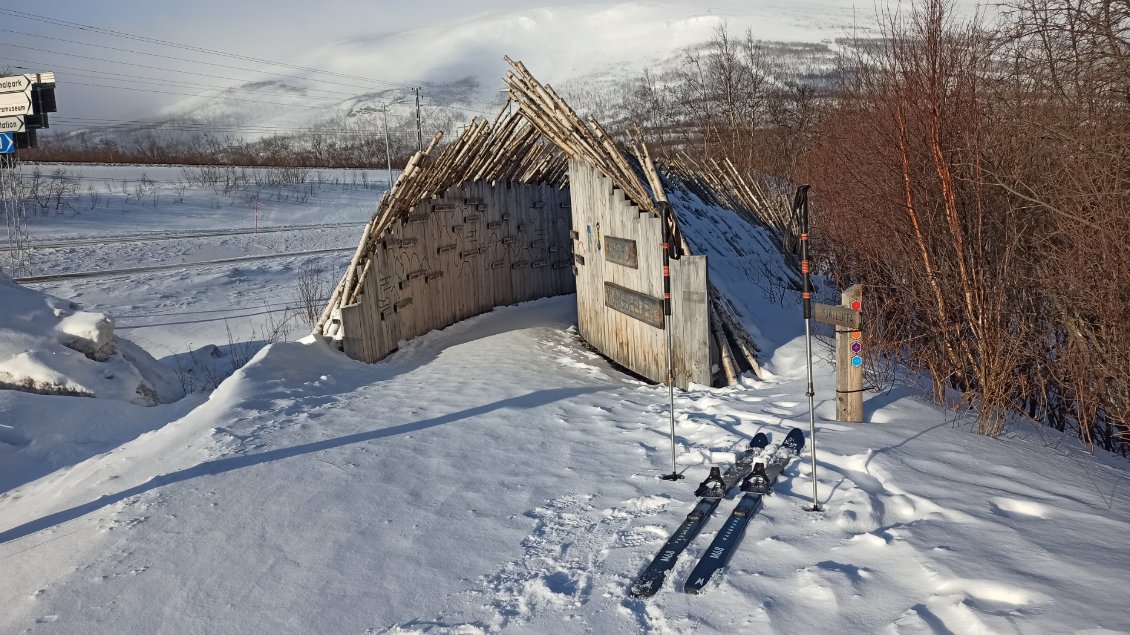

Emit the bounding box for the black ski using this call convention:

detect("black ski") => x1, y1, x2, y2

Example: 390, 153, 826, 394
683, 427, 805, 594
629, 432, 773, 598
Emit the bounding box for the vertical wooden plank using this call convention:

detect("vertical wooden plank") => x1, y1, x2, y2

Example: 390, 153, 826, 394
453, 186, 474, 323
446, 187, 462, 324
375, 245, 400, 356
360, 258, 388, 360
488, 183, 510, 307
474, 183, 491, 316
560, 194, 574, 295
398, 204, 424, 341
509, 184, 527, 304
424, 194, 445, 333
570, 159, 591, 346
339, 302, 366, 362
670, 256, 710, 388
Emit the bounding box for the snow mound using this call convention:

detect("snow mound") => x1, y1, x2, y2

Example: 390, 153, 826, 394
0, 272, 180, 405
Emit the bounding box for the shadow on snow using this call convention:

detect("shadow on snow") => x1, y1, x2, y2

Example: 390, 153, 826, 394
0, 386, 600, 546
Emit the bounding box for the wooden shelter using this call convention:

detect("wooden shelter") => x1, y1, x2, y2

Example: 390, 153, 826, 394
317, 59, 788, 389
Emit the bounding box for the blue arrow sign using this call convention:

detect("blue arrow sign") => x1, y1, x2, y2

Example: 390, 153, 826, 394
0, 132, 14, 154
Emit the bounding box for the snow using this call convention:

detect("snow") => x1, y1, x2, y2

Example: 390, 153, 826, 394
0, 271, 175, 404
2, 165, 1129, 634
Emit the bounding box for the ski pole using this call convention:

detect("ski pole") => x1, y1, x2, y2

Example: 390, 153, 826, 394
659, 201, 683, 481
796, 185, 823, 512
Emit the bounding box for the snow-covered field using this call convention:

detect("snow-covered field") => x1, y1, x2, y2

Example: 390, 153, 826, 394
3, 165, 385, 355
2, 165, 1129, 634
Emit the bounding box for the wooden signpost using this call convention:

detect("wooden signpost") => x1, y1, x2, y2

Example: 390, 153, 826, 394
813, 284, 864, 422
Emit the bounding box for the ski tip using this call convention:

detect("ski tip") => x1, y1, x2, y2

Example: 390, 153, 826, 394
749, 432, 770, 449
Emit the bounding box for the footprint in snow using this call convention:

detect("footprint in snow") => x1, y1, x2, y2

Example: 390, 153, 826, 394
475, 493, 668, 630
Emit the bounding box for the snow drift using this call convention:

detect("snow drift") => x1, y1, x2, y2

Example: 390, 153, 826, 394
0, 272, 180, 405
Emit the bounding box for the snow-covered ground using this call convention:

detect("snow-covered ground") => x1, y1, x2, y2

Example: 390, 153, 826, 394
2, 165, 1129, 634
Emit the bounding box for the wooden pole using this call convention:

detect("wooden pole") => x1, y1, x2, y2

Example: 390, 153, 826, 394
835, 284, 864, 423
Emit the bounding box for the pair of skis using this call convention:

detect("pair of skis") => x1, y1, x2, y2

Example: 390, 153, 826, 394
630, 428, 805, 597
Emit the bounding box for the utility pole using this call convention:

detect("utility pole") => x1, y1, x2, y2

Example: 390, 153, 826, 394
382, 107, 393, 192
415, 87, 423, 153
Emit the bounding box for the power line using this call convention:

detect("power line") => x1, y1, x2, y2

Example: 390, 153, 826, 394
0, 9, 504, 106
4, 56, 377, 102
63, 80, 354, 111
0, 42, 409, 97
0, 27, 421, 97
2, 46, 501, 119
47, 120, 428, 139
65, 80, 495, 118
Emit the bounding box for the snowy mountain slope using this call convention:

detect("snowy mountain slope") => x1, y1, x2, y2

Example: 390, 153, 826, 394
72, 1, 994, 139
1, 296, 1128, 634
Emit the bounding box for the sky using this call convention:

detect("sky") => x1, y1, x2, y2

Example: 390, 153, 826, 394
3, 1, 504, 126
0, 1, 992, 134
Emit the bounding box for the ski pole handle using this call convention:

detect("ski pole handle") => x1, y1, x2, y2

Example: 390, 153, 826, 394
794, 185, 813, 319
659, 201, 673, 317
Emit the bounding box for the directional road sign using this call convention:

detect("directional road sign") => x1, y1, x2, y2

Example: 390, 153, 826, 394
0, 116, 24, 133
0, 89, 33, 117
0, 75, 34, 94
0, 133, 15, 154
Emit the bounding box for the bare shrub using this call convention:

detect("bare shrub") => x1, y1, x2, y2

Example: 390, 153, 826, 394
805, 0, 1128, 451
295, 265, 333, 329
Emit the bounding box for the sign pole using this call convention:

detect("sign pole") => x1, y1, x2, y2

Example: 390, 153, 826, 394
812, 292, 864, 422
835, 285, 864, 422
796, 185, 823, 512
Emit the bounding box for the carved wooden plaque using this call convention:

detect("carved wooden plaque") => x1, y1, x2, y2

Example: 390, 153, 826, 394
604, 236, 638, 268
604, 282, 664, 328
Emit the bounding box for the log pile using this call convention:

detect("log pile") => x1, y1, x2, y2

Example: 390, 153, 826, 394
504, 57, 657, 217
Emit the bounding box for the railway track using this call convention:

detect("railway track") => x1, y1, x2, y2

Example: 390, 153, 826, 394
14, 247, 353, 283
0, 222, 365, 252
